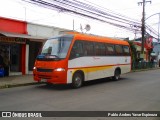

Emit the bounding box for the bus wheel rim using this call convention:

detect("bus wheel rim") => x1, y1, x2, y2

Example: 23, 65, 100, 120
75, 77, 82, 87
115, 71, 120, 80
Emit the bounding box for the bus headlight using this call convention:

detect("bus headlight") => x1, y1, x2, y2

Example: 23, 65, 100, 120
54, 68, 65, 71
33, 67, 36, 70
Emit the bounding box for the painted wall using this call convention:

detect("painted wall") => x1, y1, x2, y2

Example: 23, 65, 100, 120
27, 23, 66, 38
0, 17, 27, 34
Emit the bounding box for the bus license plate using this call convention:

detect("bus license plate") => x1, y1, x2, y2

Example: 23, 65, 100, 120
41, 79, 47, 82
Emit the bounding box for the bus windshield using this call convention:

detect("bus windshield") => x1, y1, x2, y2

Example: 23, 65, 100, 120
37, 35, 73, 60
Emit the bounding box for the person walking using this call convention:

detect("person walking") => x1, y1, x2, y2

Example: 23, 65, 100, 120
3, 53, 10, 76
0, 51, 5, 77
0, 51, 4, 68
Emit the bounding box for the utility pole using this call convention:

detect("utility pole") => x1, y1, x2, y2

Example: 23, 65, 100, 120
138, 0, 151, 55
73, 19, 75, 31
158, 14, 160, 42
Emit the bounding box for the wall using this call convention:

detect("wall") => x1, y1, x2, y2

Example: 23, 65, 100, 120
27, 23, 66, 38
0, 17, 27, 34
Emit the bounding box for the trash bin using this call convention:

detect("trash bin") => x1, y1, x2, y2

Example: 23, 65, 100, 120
0, 68, 5, 77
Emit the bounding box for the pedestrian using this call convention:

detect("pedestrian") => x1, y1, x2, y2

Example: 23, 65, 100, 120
0, 50, 5, 77
0, 51, 4, 68
3, 53, 10, 76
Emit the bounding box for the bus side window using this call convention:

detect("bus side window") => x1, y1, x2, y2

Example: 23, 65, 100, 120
95, 43, 100, 56
69, 40, 84, 59
106, 44, 115, 56
84, 41, 94, 56
115, 45, 123, 56
83, 41, 88, 56
95, 42, 106, 56
99, 43, 106, 56
123, 46, 130, 56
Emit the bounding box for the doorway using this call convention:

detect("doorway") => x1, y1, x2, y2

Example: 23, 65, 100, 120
0, 43, 22, 75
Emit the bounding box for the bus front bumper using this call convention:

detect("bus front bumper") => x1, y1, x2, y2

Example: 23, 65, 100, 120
33, 71, 67, 84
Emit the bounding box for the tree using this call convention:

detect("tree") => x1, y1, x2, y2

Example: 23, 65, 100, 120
126, 40, 137, 63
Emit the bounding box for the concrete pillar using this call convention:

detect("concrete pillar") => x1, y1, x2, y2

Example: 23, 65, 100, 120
25, 44, 29, 74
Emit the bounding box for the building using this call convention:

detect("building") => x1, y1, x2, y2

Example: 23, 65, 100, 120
133, 36, 153, 62
0, 17, 67, 76
152, 42, 160, 66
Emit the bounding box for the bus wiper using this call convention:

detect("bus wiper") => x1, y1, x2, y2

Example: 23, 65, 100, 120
46, 55, 60, 58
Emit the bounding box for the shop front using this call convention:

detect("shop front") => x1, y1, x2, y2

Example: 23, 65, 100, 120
0, 36, 27, 76
0, 17, 67, 76
28, 40, 43, 72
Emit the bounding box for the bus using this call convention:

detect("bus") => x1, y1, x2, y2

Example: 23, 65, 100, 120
33, 32, 131, 88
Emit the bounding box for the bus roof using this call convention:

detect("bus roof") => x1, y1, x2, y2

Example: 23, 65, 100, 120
66, 32, 129, 46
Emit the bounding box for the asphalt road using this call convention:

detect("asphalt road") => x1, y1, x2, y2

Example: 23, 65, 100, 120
0, 69, 160, 120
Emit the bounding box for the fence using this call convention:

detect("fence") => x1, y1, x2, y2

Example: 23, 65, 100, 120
132, 61, 157, 70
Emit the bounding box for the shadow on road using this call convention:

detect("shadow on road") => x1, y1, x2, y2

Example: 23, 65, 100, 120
35, 84, 71, 91
83, 77, 127, 87
35, 77, 128, 91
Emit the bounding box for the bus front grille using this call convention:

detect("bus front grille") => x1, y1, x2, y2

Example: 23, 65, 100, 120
37, 68, 53, 72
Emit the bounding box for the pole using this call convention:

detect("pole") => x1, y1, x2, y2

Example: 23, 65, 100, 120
73, 19, 74, 31
158, 14, 160, 42
24, 7, 26, 21
141, 0, 145, 54
138, 0, 151, 57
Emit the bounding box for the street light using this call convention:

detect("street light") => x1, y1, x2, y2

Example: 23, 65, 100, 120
145, 13, 160, 42
146, 13, 160, 64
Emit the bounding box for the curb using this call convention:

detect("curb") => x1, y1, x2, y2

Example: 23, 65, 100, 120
131, 67, 160, 72
0, 82, 44, 89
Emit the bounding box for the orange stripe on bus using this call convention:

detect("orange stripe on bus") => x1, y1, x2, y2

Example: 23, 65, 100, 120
68, 63, 130, 69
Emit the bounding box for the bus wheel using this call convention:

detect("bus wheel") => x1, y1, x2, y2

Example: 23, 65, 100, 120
46, 82, 53, 87
72, 72, 83, 88
113, 69, 120, 81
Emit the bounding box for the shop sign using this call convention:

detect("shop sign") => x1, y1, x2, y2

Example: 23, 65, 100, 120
0, 37, 27, 44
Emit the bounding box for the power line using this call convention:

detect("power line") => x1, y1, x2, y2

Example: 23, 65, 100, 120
22, 0, 141, 30
22, 0, 158, 39
82, 0, 141, 23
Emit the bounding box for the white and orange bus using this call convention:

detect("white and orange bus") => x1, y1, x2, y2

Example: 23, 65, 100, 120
33, 32, 131, 88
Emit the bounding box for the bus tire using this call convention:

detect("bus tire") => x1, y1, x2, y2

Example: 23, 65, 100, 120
72, 72, 83, 88
113, 69, 120, 81
46, 82, 53, 87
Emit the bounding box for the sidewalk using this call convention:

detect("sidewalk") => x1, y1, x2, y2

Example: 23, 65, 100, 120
0, 74, 40, 89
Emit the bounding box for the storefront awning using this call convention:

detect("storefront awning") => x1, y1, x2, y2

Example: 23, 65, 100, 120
0, 31, 48, 40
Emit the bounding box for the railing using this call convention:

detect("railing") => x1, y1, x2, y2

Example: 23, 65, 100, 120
132, 61, 158, 70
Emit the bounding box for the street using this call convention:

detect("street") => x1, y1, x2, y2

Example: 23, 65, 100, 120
0, 69, 160, 120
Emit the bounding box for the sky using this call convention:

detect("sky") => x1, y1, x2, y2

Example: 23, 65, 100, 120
0, 0, 160, 40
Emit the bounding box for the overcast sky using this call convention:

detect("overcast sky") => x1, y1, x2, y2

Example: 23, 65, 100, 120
0, 0, 160, 40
